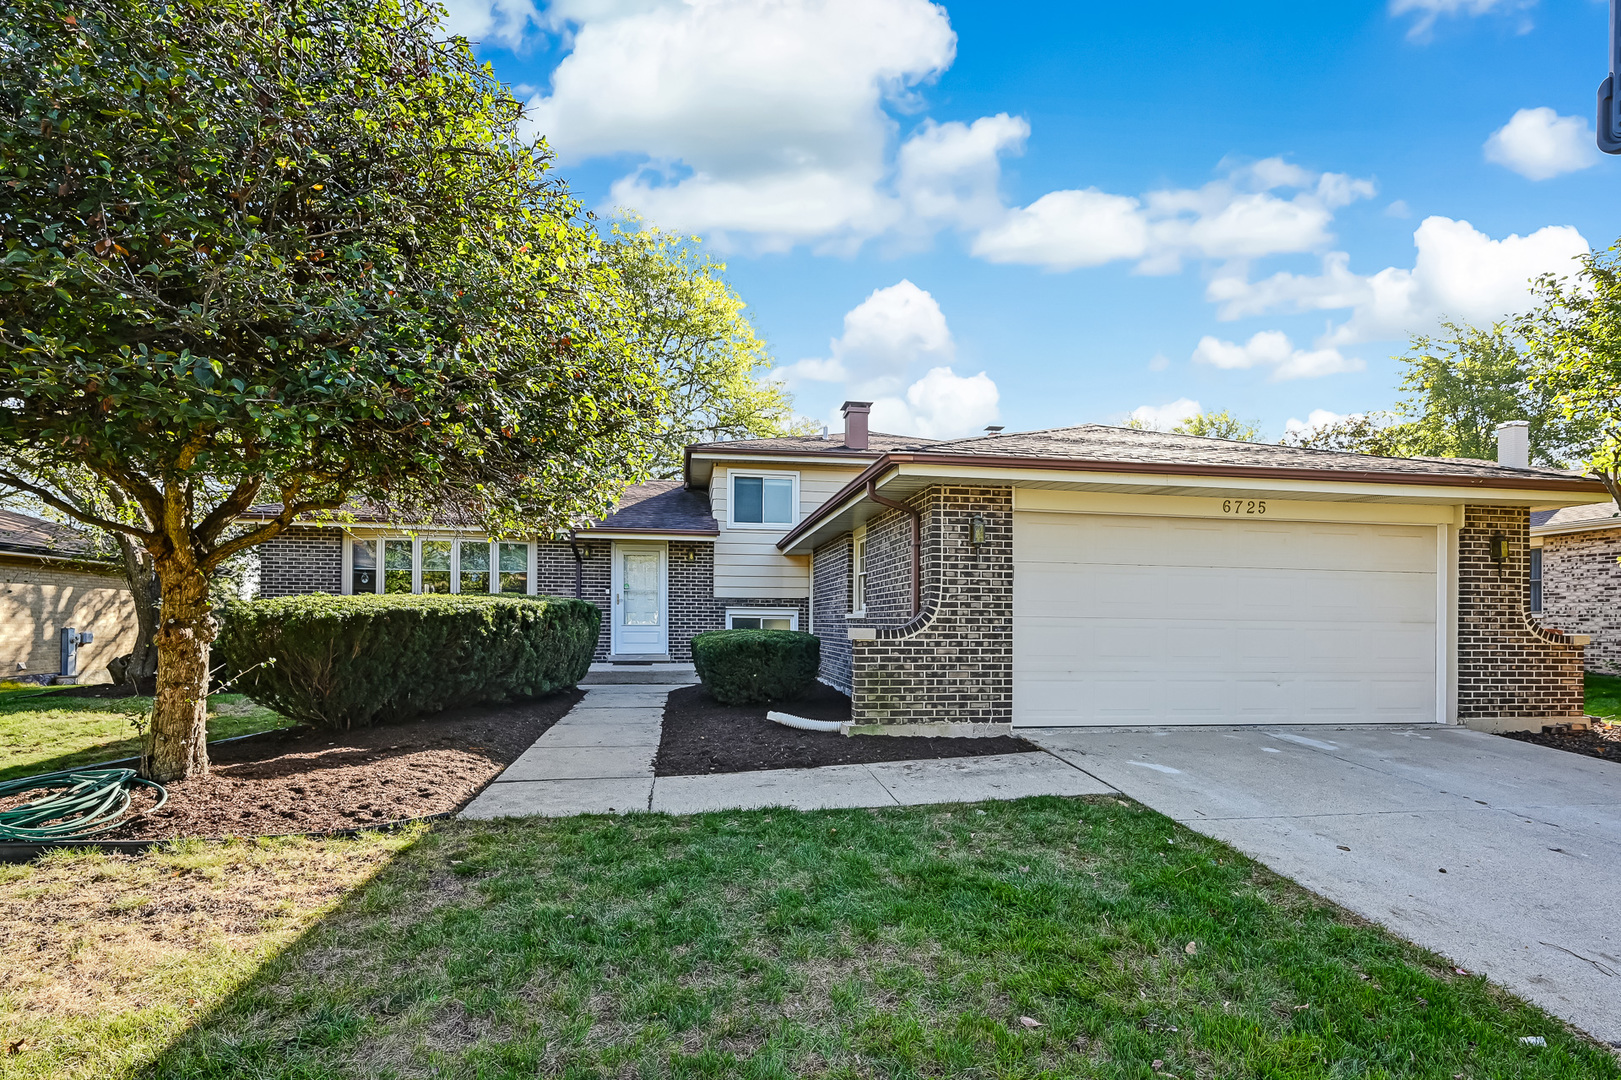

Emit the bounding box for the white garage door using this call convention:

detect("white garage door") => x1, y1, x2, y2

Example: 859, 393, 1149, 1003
1012, 512, 1440, 727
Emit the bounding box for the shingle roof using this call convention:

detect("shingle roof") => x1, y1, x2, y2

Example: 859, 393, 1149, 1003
686, 431, 936, 456
1531, 501, 1621, 531
586, 480, 717, 535
913, 424, 1589, 483
0, 509, 107, 560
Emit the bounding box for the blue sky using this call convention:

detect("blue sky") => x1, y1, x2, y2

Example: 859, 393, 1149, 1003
444, 0, 1619, 440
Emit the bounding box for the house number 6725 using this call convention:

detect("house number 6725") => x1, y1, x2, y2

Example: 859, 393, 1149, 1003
1221, 499, 1266, 515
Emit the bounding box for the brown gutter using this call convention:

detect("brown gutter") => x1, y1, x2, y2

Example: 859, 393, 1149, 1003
865, 479, 921, 617
778, 450, 1608, 553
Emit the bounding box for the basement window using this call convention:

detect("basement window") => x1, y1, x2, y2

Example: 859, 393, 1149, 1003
726, 608, 798, 631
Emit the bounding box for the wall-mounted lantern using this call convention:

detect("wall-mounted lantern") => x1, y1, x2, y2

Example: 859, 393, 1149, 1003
1490, 532, 1511, 564
970, 514, 987, 546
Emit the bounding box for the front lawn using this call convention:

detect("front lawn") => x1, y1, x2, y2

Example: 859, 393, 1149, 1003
3, 798, 1601, 1079
1587, 673, 1621, 720
0, 686, 289, 782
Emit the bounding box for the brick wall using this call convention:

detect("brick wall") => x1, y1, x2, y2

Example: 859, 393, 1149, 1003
1536, 526, 1621, 676
812, 535, 852, 692
1, 557, 137, 682
258, 527, 343, 597
849, 485, 1014, 726
1457, 505, 1586, 722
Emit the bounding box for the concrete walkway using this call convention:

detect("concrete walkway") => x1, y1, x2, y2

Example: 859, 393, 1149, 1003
1027, 724, 1621, 1043
462, 684, 1114, 819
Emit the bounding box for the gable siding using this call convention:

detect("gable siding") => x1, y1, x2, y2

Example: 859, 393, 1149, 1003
711, 463, 864, 598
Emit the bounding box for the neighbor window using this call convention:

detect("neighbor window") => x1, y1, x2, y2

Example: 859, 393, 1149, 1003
350, 537, 377, 594
384, 539, 414, 593
731, 472, 796, 526
460, 540, 491, 594
727, 609, 797, 631
1529, 547, 1543, 613
498, 542, 529, 594
851, 531, 867, 614
421, 540, 452, 594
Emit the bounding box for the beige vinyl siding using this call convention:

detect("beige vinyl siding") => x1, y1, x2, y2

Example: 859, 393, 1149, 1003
713, 464, 863, 597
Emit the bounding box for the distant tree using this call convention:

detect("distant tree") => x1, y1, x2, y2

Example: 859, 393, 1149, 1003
0, 0, 664, 781
1171, 410, 1260, 442
604, 223, 810, 475
1524, 241, 1621, 506
1280, 412, 1413, 456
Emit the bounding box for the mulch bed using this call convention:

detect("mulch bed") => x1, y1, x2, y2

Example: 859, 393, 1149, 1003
655, 683, 1036, 776
94, 689, 583, 839
1500, 718, 1621, 763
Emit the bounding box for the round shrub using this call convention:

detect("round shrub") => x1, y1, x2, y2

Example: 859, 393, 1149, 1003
690, 629, 820, 706
217, 593, 600, 729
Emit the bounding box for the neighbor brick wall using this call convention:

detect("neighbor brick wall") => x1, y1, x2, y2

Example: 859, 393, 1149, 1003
848, 485, 1014, 726
1457, 505, 1586, 722
0, 557, 137, 682
257, 526, 343, 597
812, 535, 852, 692
1536, 527, 1621, 676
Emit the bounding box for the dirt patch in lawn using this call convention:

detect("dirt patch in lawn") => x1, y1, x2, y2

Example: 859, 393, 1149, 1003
655, 683, 1035, 776
1500, 718, 1621, 764
96, 689, 583, 839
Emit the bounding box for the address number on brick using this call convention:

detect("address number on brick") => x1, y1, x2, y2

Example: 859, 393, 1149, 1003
1220, 499, 1267, 515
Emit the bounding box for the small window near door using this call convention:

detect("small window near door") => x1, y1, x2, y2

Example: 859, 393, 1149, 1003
731, 473, 795, 526
498, 542, 529, 594
384, 539, 414, 593
1529, 547, 1543, 613
460, 541, 491, 594
727, 610, 797, 631
350, 537, 377, 594
421, 540, 452, 594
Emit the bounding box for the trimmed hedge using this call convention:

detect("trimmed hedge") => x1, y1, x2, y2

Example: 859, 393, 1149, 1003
217, 593, 600, 729
690, 629, 820, 706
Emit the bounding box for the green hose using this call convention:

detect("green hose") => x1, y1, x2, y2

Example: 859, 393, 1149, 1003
0, 769, 168, 841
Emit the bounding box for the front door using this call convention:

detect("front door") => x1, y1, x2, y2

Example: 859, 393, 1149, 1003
611, 542, 668, 656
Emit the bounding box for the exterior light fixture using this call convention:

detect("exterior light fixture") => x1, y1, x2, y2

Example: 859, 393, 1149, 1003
970, 514, 987, 546
1490, 532, 1511, 564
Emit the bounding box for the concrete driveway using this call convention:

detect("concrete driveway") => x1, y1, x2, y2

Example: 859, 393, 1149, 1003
1027, 724, 1621, 1043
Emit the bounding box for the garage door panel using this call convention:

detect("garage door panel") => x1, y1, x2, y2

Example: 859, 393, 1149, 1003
1013, 513, 1440, 727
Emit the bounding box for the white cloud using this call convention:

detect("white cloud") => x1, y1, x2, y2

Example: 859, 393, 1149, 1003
1284, 409, 1351, 436
1129, 398, 1202, 430
1192, 331, 1362, 381
1386, 199, 1412, 218
895, 114, 1030, 231
439, 0, 542, 49
1484, 107, 1600, 181
1389, 0, 1533, 40
973, 159, 1375, 274
793, 281, 999, 438
1206, 216, 1589, 345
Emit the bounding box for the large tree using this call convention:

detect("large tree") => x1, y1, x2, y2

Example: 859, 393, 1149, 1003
603, 223, 808, 476
0, 0, 664, 780
1524, 241, 1621, 506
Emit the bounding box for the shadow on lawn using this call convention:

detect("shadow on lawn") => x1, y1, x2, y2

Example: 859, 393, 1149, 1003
137, 797, 1621, 1080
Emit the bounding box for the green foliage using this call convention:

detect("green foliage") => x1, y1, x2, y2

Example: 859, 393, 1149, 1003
604, 221, 812, 476
690, 629, 820, 705
217, 594, 599, 728
1282, 321, 1593, 464
1171, 409, 1260, 442
1525, 241, 1621, 504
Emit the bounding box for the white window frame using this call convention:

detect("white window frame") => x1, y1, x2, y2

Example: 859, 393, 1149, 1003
727, 469, 800, 530
725, 607, 799, 631
849, 527, 867, 616
343, 533, 536, 595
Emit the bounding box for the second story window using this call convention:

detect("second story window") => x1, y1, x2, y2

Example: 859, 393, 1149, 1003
731, 472, 796, 526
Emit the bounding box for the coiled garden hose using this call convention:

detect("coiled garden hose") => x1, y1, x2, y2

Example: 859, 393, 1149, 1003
0, 769, 167, 841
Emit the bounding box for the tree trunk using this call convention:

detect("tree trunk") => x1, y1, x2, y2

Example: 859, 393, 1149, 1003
147, 556, 214, 782
116, 534, 159, 683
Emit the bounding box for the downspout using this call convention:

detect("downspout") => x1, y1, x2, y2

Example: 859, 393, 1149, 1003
865, 479, 921, 617
568, 532, 584, 599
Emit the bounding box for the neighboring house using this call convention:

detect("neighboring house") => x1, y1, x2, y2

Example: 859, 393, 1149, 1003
1531, 500, 1621, 676
253, 403, 1608, 733
0, 509, 137, 684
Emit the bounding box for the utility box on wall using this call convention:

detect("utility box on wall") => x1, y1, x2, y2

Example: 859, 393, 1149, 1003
58, 627, 93, 684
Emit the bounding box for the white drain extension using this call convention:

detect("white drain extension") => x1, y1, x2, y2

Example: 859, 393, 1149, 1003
767, 711, 850, 735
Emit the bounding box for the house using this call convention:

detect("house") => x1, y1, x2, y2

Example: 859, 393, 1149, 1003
0, 509, 137, 684
252, 403, 1609, 733
1531, 500, 1621, 677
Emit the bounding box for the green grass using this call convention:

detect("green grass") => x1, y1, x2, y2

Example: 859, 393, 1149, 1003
0, 686, 290, 781
1586, 673, 1621, 720
97, 799, 1616, 1079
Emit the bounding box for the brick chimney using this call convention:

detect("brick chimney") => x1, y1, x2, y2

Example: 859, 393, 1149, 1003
1495, 420, 1529, 469
841, 400, 872, 450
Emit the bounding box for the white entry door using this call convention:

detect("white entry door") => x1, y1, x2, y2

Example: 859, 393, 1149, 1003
611, 542, 668, 656
1012, 512, 1441, 727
